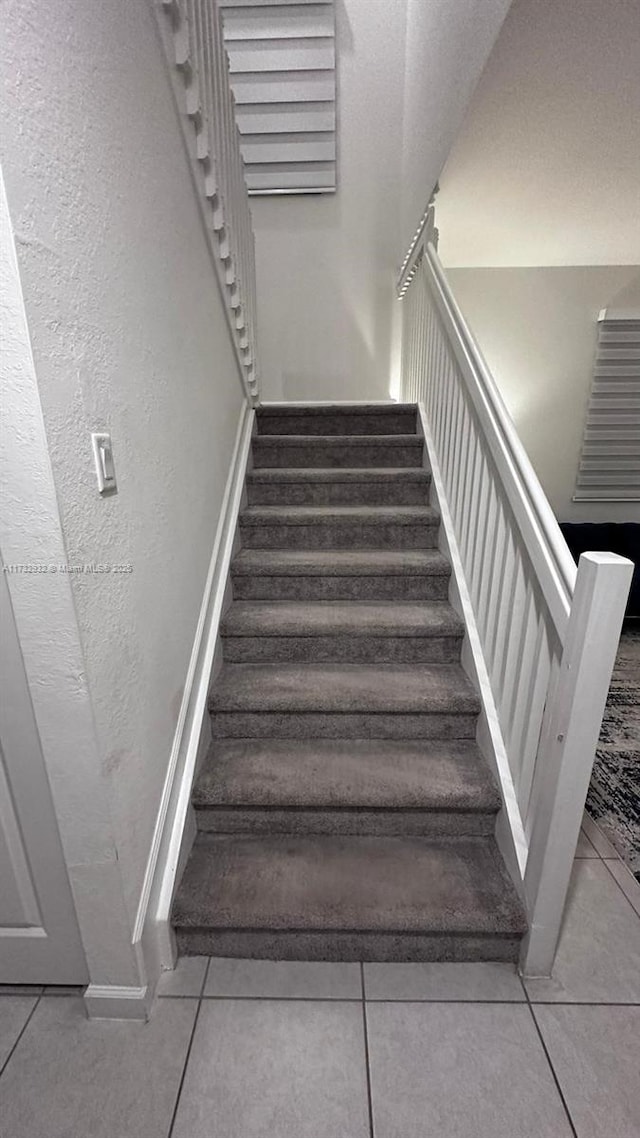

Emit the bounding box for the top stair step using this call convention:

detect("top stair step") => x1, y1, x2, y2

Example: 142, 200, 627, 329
257, 404, 418, 436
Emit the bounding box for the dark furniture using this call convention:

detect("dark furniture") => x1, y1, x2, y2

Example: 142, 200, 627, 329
560, 522, 640, 618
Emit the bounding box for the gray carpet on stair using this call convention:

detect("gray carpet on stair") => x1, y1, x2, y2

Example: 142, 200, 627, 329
231, 549, 451, 601
192, 739, 500, 837
252, 435, 425, 468
247, 467, 431, 506
172, 402, 526, 962
174, 835, 525, 962
256, 403, 417, 436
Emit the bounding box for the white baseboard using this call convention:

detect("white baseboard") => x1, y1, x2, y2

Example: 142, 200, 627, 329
84, 984, 152, 1021
416, 402, 528, 890
131, 400, 255, 993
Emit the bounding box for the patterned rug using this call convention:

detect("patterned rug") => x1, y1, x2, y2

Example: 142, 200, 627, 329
586, 622, 640, 881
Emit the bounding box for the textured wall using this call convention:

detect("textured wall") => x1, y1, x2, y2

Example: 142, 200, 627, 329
1, 0, 244, 962
448, 266, 640, 522
437, 0, 640, 266
1, 167, 138, 985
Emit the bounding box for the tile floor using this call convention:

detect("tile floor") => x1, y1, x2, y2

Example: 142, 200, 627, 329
1, 817, 639, 1138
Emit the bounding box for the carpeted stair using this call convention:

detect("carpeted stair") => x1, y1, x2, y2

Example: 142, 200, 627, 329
172, 403, 526, 962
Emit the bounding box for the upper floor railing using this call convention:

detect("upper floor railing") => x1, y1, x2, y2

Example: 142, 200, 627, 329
157, 0, 259, 404
399, 218, 633, 975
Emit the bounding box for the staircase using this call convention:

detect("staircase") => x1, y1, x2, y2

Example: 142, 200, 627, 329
172, 404, 526, 962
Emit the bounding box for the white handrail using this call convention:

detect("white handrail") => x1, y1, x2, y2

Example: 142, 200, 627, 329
397, 186, 439, 297
425, 244, 577, 635
156, 0, 259, 405
400, 230, 633, 975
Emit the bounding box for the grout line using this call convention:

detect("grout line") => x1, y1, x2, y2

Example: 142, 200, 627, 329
0, 993, 41, 1080
600, 855, 640, 921
199, 958, 211, 1000
167, 992, 203, 1138
523, 989, 578, 1138
156, 991, 640, 1006
582, 814, 620, 861
0, 989, 44, 998
360, 965, 375, 1138
161, 993, 363, 1002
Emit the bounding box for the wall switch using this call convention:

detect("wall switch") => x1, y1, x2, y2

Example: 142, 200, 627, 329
91, 432, 117, 495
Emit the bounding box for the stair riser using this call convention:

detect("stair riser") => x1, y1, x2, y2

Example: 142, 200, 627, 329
247, 481, 430, 506
176, 929, 521, 963
210, 711, 478, 740
221, 635, 463, 665
257, 411, 417, 436
252, 439, 424, 468
239, 520, 439, 550
231, 574, 451, 601
195, 807, 496, 838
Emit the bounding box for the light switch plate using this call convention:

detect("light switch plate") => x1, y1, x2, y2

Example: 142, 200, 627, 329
91, 432, 117, 494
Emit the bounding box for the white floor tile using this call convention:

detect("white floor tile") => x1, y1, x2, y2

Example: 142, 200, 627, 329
172, 999, 370, 1137
0, 996, 196, 1138
575, 828, 599, 858
156, 955, 208, 997
364, 961, 524, 1001
366, 1002, 573, 1137
204, 957, 361, 999
606, 860, 640, 918
0, 996, 37, 1071
525, 860, 640, 1003
582, 812, 620, 858
535, 1005, 640, 1138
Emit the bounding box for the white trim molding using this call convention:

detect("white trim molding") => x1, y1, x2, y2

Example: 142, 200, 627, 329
84, 984, 153, 1021
154, 0, 260, 403
130, 401, 255, 999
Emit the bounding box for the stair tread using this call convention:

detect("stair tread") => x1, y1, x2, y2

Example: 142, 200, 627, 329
231, 549, 451, 577
193, 739, 500, 812
254, 433, 422, 446
241, 505, 439, 523
257, 403, 417, 417
209, 663, 480, 714
221, 601, 464, 638
173, 835, 526, 935
247, 467, 430, 483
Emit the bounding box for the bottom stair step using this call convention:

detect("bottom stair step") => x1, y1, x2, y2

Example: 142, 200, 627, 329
172, 834, 527, 962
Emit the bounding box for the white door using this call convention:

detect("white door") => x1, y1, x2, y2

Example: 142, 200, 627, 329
0, 566, 88, 984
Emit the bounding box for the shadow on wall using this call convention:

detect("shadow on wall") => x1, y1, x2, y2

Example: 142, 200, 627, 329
249, 0, 409, 403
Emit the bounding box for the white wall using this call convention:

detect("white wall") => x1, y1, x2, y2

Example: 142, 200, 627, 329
251, 0, 408, 402
400, 0, 511, 253
438, 0, 640, 267
252, 0, 512, 403
1, 0, 245, 984
447, 266, 640, 521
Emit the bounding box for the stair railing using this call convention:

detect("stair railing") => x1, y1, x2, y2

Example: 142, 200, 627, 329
156, 0, 259, 404
399, 222, 633, 975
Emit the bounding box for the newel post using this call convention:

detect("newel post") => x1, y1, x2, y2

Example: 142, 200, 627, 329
521, 551, 633, 977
